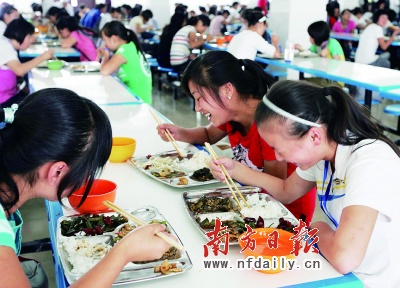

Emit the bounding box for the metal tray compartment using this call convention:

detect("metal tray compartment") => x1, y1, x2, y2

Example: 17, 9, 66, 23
182, 186, 299, 245
130, 150, 219, 188
57, 206, 192, 285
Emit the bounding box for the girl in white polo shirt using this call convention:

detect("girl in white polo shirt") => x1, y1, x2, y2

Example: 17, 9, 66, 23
210, 80, 400, 288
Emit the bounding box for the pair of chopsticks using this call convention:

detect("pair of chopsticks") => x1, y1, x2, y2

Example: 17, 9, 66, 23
103, 200, 184, 251
149, 109, 185, 157
204, 142, 249, 209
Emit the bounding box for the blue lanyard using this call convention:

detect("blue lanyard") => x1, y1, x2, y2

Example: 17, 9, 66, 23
320, 161, 338, 228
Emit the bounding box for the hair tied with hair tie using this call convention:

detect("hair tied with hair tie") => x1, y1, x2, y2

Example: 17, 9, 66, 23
3, 104, 18, 124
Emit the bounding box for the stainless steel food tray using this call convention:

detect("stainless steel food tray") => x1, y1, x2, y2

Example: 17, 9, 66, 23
130, 150, 219, 188
57, 206, 192, 285
182, 186, 299, 245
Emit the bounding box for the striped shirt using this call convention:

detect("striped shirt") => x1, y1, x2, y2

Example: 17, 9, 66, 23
170, 25, 196, 66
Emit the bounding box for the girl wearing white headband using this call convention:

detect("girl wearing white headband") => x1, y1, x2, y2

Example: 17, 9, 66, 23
210, 80, 400, 288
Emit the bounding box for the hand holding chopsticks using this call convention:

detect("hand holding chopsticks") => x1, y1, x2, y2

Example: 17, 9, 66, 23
103, 201, 185, 251
205, 142, 249, 209
149, 109, 185, 157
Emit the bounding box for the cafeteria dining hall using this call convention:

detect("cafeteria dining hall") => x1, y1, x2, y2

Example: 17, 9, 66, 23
1, 0, 400, 287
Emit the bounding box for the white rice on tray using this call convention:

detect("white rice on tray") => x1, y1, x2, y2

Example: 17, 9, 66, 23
240, 194, 286, 219
60, 237, 112, 274
141, 150, 211, 173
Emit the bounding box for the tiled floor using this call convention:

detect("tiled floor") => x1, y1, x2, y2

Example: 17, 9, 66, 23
19, 76, 400, 288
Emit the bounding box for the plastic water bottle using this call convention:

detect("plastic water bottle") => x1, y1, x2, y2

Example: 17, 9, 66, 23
284, 40, 294, 62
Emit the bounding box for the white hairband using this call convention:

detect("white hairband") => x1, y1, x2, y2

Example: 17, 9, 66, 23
262, 96, 321, 127
258, 16, 267, 22
3, 104, 19, 124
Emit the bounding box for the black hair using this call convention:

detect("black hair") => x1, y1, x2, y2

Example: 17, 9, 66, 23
141, 9, 153, 21
101, 20, 146, 59
199, 6, 207, 13
110, 7, 122, 14
197, 14, 210, 26
181, 50, 276, 134
0, 88, 112, 213
255, 80, 400, 156
4, 18, 34, 45
307, 21, 330, 46
372, 9, 390, 23
221, 9, 230, 16
56, 15, 98, 37
341, 8, 351, 16
162, 11, 187, 35
0, 4, 17, 21
31, 3, 43, 13
326, 1, 340, 17
209, 5, 217, 15
46, 6, 62, 17
242, 9, 265, 26
352, 7, 364, 15
95, 4, 106, 10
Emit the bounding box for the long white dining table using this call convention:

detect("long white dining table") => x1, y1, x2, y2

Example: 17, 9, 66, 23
29, 65, 142, 105
31, 65, 363, 287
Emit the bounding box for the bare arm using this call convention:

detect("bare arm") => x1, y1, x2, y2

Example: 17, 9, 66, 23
157, 123, 227, 145
100, 53, 126, 75
71, 224, 172, 288
61, 37, 77, 48
6, 50, 54, 77
210, 157, 315, 203
310, 205, 378, 274
188, 31, 211, 48
378, 29, 400, 51
0, 247, 31, 287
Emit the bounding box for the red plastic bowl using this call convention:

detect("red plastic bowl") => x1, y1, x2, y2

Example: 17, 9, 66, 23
67, 179, 117, 214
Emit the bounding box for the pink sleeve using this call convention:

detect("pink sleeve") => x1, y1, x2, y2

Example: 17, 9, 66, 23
331, 21, 341, 32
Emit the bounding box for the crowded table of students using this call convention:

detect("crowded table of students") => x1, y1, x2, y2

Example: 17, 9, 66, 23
30, 67, 363, 287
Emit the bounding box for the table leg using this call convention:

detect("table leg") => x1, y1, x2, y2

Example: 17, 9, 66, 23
364, 89, 372, 110
299, 72, 305, 80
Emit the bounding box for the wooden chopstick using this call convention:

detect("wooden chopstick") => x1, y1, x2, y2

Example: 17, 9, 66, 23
103, 200, 185, 251
205, 142, 250, 208
149, 109, 185, 157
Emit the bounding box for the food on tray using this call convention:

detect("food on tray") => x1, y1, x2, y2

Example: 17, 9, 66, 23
190, 167, 214, 182
59, 236, 112, 274
141, 151, 211, 179
70, 65, 86, 70
154, 259, 183, 275
188, 195, 238, 214
150, 168, 186, 179
60, 214, 128, 236
178, 177, 188, 185
276, 217, 295, 233
239, 194, 286, 219
113, 223, 136, 241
